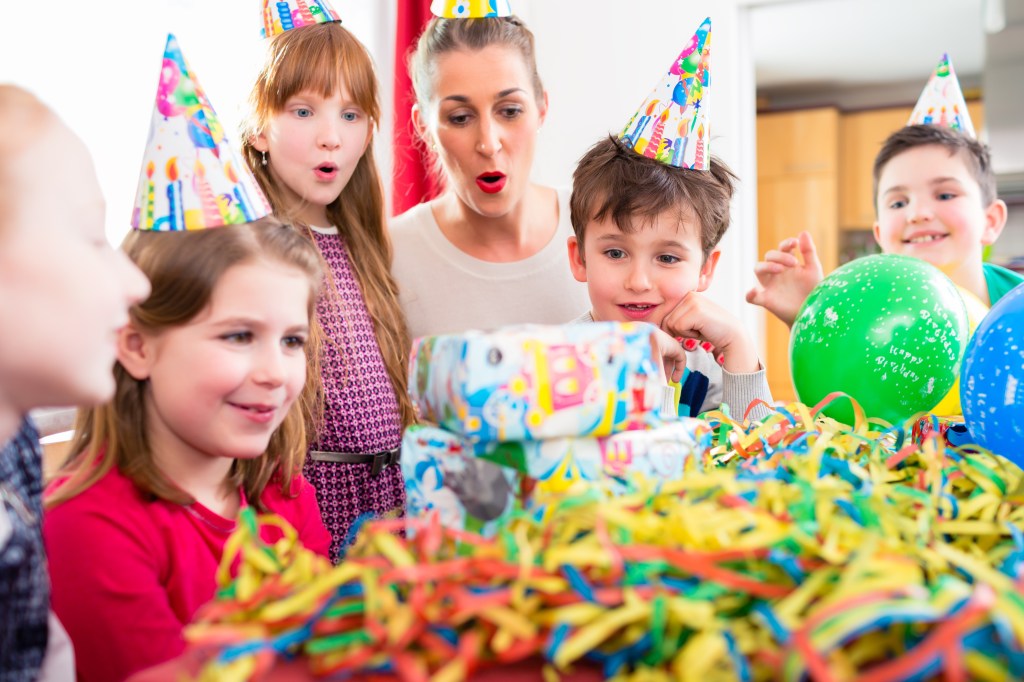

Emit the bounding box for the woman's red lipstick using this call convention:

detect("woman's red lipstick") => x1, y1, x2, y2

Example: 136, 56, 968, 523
476, 172, 507, 194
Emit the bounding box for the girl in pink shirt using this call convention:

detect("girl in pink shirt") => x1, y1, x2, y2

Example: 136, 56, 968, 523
43, 221, 332, 682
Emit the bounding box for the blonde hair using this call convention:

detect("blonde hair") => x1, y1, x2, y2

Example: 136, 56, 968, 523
46, 219, 325, 511
241, 23, 416, 429
0, 85, 55, 236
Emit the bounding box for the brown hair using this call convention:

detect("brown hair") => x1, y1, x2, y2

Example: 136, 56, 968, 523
46, 219, 324, 511
241, 22, 415, 428
0, 86, 55, 236
570, 136, 737, 260
873, 124, 998, 209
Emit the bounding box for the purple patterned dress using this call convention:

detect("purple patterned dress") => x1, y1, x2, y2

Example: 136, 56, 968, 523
304, 227, 406, 562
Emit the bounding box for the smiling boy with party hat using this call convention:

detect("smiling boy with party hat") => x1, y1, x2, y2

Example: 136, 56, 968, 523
746, 53, 1023, 419
747, 53, 1023, 327
568, 18, 773, 420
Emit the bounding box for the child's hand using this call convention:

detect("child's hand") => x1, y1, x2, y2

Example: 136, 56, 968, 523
660, 292, 760, 374
651, 328, 686, 384
745, 231, 824, 327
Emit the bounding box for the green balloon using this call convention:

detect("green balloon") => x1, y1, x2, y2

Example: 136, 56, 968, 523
790, 254, 968, 426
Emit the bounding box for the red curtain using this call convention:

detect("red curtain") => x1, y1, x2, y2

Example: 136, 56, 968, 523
391, 0, 437, 217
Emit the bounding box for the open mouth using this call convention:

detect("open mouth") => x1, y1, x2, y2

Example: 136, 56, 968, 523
476, 172, 507, 194
314, 163, 338, 180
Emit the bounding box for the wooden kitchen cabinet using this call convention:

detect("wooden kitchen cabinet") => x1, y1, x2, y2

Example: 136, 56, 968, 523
758, 108, 841, 179
755, 102, 986, 402
839, 102, 985, 229
756, 108, 840, 403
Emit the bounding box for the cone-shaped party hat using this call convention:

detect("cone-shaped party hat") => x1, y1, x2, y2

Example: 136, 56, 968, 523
619, 17, 711, 170
131, 34, 271, 231
430, 0, 513, 19
262, 0, 341, 38
907, 53, 975, 137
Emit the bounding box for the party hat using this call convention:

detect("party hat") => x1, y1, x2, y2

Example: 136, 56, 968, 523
131, 35, 271, 231
907, 53, 975, 137
619, 17, 711, 170
262, 0, 341, 38
430, 0, 513, 19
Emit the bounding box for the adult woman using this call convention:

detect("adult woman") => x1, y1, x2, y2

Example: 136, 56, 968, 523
390, 14, 589, 339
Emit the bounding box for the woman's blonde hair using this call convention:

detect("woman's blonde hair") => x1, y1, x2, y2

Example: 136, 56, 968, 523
241, 23, 416, 429
46, 219, 325, 511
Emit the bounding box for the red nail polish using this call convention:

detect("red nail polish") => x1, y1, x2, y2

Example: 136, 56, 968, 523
683, 338, 698, 351
716, 353, 725, 366
701, 341, 714, 352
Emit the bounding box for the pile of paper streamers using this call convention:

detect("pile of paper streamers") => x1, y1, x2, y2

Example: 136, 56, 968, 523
187, 397, 1024, 681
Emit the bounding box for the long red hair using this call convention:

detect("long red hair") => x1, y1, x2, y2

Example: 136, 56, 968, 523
241, 23, 415, 429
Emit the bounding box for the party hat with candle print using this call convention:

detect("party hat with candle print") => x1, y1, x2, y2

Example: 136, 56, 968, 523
131, 34, 271, 231
619, 17, 711, 170
431, 0, 513, 18
262, 0, 341, 38
907, 53, 976, 137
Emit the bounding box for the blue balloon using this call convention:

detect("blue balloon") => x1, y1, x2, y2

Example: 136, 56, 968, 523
960, 282, 1024, 463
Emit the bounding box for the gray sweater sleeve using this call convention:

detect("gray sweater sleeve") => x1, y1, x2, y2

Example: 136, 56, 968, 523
690, 350, 774, 422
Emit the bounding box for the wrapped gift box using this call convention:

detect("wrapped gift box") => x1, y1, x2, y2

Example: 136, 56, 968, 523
409, 322, 669, 443
401, 421, 708, 535
400, 426, 522, 538
476, 419, 709, 493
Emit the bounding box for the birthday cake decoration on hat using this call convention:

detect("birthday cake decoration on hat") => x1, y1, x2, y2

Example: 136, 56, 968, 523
262, 0, 341, 38
907, 53, 975, 137
430, 0, 513, 19
131, 34, 271, 231
619, 17, 711, 170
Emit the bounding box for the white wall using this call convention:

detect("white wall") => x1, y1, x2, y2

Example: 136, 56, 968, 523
985, 17, 1024, 176
0, 0, 391, 244
1, 0, 762, 346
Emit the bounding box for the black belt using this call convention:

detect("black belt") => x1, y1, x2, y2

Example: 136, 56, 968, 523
309, 448, 400, 477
